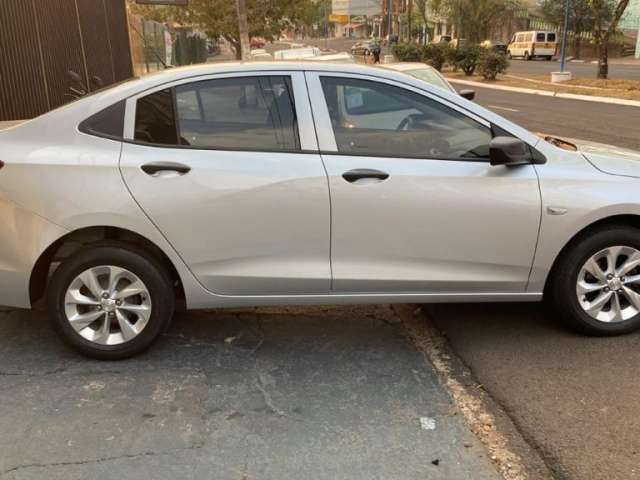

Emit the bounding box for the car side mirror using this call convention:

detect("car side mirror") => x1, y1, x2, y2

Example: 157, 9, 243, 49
459, 89, 475, 101
490, 137, 533, 166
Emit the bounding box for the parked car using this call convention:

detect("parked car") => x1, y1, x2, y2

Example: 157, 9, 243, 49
3, 62, 640, 359
250, 38, 265, 49
508, 30, 557, 60
250, 49, 273, 61
382, 62, 475, 100
307, 52, 355, 63
480, 39, 508, 56
273, 47, 320, 60
350, 40, 381, 56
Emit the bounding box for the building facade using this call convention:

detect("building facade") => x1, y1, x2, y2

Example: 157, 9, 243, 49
0, 0, 133, 121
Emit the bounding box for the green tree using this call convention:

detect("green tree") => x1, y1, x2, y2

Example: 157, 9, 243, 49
589, 0, 631, 79
414, 0, 444, 41
129, 0, 316, 59
540, 0, 595, 59
439, 0, 521, 43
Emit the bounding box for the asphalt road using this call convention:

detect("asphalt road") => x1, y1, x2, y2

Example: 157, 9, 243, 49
507, 59, 640, 81
0, 305, 500, 480
429, 303, 640, 480
464, 85, 640, 150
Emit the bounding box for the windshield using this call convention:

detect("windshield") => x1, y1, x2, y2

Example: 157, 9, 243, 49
405, 68, 455, 93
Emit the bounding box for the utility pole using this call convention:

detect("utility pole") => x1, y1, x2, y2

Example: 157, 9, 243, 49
387, 0, 393, 44
559, 0, 571, 72
407, 0, 412, 42
236, 0, 250, 60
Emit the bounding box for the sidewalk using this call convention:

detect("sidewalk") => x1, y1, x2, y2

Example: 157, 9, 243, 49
444, 71, 640, 107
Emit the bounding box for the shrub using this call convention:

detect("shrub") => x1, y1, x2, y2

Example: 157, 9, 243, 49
393, 43, 421, 62
421, 43, 451, 71
453, 45, 484, 76
446, 47, 465, 72
478, 51, 509, 80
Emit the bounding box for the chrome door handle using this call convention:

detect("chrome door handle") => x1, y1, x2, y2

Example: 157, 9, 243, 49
141, 162, 191, 176
342, 168, 390, 183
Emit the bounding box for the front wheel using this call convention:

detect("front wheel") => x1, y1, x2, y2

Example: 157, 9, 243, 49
47, 243, 175, 360
524, 52, 531, 61
549, 226, 640, 336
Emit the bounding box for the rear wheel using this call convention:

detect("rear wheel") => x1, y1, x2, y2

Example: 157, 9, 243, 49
524, 51, 531, 60
546, 55, 553, 61
549, 226, 640, 336
47, 243, 175, 360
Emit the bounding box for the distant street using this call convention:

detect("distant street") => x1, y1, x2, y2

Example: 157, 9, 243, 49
466, 85, 640, 150
294, 37, 640, 80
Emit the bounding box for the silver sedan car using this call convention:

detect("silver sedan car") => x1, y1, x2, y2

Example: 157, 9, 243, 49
2, 62, 640, 359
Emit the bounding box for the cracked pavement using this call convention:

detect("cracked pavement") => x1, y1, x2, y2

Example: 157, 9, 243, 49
0, 305, 501, 480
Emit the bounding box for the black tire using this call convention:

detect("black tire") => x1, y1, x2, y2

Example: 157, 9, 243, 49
507, 51, 512, 60
524, 51, 531, 61
47, 242, 175, 360
548, 225, 640, 336
546, 56, 553, 61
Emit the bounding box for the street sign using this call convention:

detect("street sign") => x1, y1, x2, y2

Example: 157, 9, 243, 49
329, 14, 349, 23
136, 0, 188, 5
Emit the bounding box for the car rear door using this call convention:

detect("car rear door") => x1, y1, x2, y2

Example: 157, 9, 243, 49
305, 71, 541, 294
120, 71, 331, 296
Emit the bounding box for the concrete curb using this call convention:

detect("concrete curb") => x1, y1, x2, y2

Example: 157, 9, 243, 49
447, 78, 640, 108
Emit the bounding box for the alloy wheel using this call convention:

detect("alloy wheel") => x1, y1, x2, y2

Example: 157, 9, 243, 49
576, 246, 640, 323
64, 265, 152, 345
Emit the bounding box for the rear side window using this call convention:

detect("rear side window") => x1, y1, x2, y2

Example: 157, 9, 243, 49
547, 33, 556, 42
134, 88, 178, 145
174, 76, 300, 151
79, 100, 125, 139
536, 33, 546, 42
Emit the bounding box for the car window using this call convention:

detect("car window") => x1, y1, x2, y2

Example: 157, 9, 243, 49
174, 76, 300, 151
516, 34, 524, 43
320, 77, 492, 159
547, 32, 556, 42
134, 88, 178, 145
536, 33, 546, 42
525, 33, 533, 42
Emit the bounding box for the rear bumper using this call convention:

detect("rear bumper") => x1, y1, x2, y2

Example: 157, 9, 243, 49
0, 196, 68, 308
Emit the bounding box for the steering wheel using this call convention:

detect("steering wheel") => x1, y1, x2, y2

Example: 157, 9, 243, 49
396, 113, 426, 131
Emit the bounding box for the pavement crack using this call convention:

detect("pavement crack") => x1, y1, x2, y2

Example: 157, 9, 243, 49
0, 367, 67, 377
1, 446, 203, 476
254, 377, 286, 417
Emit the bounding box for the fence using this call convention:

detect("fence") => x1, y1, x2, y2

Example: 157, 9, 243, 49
0, 0, 133, 121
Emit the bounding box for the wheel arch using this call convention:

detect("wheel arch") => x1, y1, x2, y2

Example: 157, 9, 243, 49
543, 214, 640, 294
29, 226, 186, 306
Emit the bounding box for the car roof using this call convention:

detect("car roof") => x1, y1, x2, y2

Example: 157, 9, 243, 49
85, 61, 445, 105
381, 62, 434, 72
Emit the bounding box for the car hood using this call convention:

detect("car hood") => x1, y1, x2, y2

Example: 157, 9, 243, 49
545, 135, 640, 178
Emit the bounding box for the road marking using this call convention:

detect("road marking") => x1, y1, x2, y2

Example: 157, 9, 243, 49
487, 105, 520, 112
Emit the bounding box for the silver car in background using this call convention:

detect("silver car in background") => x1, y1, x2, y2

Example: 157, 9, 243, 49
2, 62, 640, 359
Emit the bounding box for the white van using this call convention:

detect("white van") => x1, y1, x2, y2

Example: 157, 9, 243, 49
507, 31, 557, 60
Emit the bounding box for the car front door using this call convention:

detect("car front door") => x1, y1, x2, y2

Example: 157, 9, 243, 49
306, 72, 541, 294
120, 72, 331, 296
